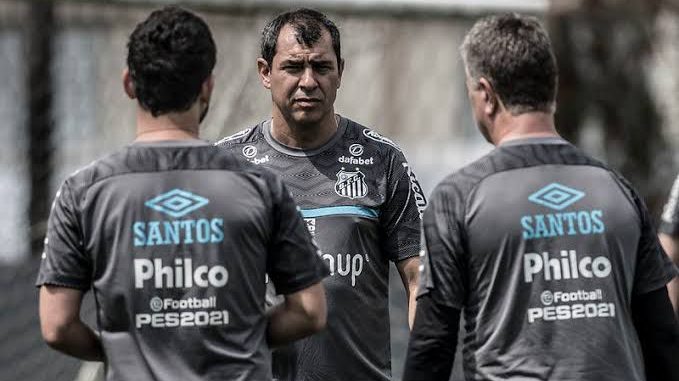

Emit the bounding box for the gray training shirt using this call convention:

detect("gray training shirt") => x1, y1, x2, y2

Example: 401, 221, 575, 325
419, 138, 677, 381
216, 116, 427, 381
36, 140, 328, 381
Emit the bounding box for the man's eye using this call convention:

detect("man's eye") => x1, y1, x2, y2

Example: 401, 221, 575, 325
283, 65, 302, 72
314, 65, 332, 73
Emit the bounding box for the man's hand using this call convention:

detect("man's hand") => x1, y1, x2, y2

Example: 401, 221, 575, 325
39, 285, 104, 361
267, 281, 327, 347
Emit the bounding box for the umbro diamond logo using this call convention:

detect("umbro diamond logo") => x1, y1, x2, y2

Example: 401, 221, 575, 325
528, 183, 585, 211
145, 189, 209, 218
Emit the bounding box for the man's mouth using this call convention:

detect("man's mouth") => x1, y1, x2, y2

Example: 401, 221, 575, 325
294, 98, 322, 107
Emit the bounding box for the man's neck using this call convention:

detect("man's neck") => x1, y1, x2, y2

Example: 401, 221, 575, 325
270, 110, 338, 150
492, 111, 559, 146
134, 108, 200, 142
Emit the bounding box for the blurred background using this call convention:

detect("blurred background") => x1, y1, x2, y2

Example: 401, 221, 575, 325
2, 0, 679, 380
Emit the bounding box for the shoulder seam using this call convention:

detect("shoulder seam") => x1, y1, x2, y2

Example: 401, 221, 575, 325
69, 148, 266, 195
604, 170, 643, 225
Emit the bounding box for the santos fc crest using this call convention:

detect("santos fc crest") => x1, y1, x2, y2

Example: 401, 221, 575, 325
335, 169, 368, 199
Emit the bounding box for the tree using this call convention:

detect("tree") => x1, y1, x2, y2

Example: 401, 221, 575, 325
548, 0, 673, 213
26, 1, 54, 256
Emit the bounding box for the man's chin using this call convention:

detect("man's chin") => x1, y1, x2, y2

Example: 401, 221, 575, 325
290, 111, 325, 127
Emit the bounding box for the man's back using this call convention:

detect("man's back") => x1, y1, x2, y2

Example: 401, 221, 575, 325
420, 138, 676, 380
37, 141, 326, 381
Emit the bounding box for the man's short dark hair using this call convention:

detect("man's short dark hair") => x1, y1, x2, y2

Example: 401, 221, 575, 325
261, 8, 341, 66
127, 6, 216, 116
461, 13, 558, 115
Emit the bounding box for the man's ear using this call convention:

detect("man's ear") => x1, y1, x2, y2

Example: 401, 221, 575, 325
200, 74, 215, 103
257, 58, 272, 89
337, 58, 345, 89
478, 77, 497, 116
122, 68, 136, 99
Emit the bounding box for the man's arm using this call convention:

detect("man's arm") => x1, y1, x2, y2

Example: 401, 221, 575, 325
657, 233, 679, 317
402, 293, 460, 381
631, 286, 679, 381
39, 285, 104, 361
267, 281, 327, 347
397, 256, 420, 329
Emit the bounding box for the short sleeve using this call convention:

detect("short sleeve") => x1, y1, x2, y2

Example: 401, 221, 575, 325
36, 181, 92, 290
631, 187, 678, 295
380, 151, 427, 262
266, 174, 329, 295
416, 186, 467, 309
659, 174, 679, 236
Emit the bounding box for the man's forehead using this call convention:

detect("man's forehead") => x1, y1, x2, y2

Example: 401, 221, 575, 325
278, 49, 334, 62
275, 23, 335, 59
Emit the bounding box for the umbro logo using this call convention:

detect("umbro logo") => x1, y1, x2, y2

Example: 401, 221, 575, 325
145, 189, 209, 218
528, 183, 585, 211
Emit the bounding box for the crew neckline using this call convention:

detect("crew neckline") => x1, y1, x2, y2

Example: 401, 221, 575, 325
263, 115, 348, 157
499, 136, 569, 147
130, 139, 211, 147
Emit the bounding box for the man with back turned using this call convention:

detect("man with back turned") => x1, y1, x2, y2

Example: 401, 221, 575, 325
403, 13, 679, 381
36, 7, 328, 380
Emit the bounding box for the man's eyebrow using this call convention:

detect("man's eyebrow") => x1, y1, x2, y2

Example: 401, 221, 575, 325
309, 58, 334, 64
279, 57, 304, 64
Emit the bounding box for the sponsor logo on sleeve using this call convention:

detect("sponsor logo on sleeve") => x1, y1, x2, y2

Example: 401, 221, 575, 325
402, 162, 427, 218
214, 128, 251, 146
362, 129, 401, 150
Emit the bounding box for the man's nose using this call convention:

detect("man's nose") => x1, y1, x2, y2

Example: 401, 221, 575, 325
299, 67, 318, 90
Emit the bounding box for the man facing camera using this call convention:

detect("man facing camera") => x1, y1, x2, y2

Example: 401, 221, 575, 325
217, 8, 425, 381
